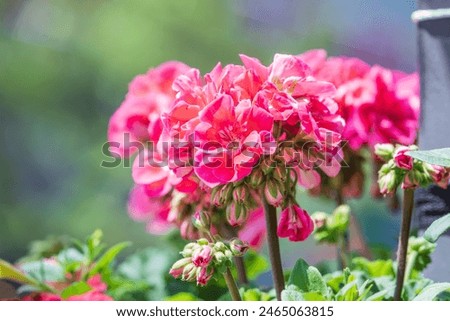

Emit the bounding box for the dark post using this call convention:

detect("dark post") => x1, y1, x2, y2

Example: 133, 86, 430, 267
414, 0, 450, 280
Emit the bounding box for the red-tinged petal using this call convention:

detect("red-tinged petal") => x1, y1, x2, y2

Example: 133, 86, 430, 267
296, 169, 321, 189
269, 54, 311, 82
239, 54, 269, 80
291, 80, 336, 98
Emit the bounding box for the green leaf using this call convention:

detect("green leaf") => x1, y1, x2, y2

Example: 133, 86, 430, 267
118, 248, 176, 300
88, 242, 131, 276
365, 288, 392, 301
0, 259, 37, 285
413, 283, 450, 301
307, 266, 329, 298
61, 281, 92, 299
243, 250, 269, 280
242, 288, 262, 301
165, 292, 199, 301
281, 285, 326, 301
19, 261, 64, 282
281, 285, 303, 301
407, 148, 450, 167
288, 259, 309, 292
336, 280, 359, 301
352, 258, 395, 277
423, 214, 450, 243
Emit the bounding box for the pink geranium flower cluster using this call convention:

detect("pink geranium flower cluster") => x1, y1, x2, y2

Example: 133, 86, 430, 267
109, 53, 345, 244
300, 50, 420, 151
298, 50, 420, 201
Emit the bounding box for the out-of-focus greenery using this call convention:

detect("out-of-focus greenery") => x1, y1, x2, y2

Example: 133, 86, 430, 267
0, 0, 409, 263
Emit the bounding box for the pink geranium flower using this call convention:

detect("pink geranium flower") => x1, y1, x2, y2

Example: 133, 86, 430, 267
277, 204, 314, 242
127, 185, 172, 235
194, 94, 274, 187
393, 146, 414, 170
108, 61, 190, 158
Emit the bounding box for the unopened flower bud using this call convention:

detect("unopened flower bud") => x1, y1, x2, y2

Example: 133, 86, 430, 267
393, 146, 413, 170
180, 219, 199, 240
182, 263, 198, 282
226, 202, 248, 226
213, 241, 227, 252
197, 238, 209, 246
210, 186, 223, 207
224, 249, 233, 259
378, 170, 397, 195
169, 257, 192, 279
232, 185, 249, 204
248, 169, 264, 188
273, 164, 287, 182
230, 239, 249, 257
311, 212, 328, 229
180, 242, 200, 258
213, 251, 228, 264
220, 184, 234, 205
264, 179, 284, 207
424, 164, 449, 189
192, 211, 211, 231
260, 159, 275, 175
196, 266, 214, 286
192, 245, 214, 267
402, 171, 421, 190
374, 143, 395, 161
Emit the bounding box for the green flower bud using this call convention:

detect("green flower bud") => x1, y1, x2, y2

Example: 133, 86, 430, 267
230, 238, 249, 257
374, 143, 395, 161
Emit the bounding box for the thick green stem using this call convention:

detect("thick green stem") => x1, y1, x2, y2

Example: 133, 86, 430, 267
223, 267, 242, 301
394, 188, 415, 301
262, 197, 285, 301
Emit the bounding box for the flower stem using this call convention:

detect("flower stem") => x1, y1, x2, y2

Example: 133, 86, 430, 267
218, 224, 248, 285
394, 188, 415, 301
262, 197, 285, 301
223, 267, 242, 301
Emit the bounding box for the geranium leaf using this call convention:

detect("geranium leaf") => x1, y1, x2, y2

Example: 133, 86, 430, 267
61, 282, 92, 300
88, 242, 131, 276
413, 283, 450, 301
424, 214, 450, 243
0, 259, 37, 285
407, 148, 450, 167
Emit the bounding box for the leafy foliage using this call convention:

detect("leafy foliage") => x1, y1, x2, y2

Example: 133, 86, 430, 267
423, 213, 450, 243
282, 231, 448, 302
407, 148, 450, 167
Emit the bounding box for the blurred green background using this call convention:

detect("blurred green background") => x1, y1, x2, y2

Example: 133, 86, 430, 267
0, 0, 417, 264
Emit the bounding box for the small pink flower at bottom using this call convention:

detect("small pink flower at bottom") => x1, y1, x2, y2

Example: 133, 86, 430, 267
394, 146, 413, 170
67, 291, 113, 301
196, 267, 214, 286
192, 246, 213, 267
429, 165, 449, 188
277, 204, 314, 242
23, 293, 61, 301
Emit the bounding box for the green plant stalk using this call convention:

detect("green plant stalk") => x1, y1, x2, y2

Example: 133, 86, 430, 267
262, 197, 285, 300
404, 250, 418, 281
223, 267, 242, 301
394, 188, 415, 301
337, 234, 349, 269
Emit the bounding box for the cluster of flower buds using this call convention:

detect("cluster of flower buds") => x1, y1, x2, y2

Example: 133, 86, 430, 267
210, 182, 260, 227
169, 238, 249, 286
375, 144, 449, 195
311, 205, 350, 244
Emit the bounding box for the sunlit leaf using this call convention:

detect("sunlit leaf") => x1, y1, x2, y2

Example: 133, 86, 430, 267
423, 214, 450, 243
